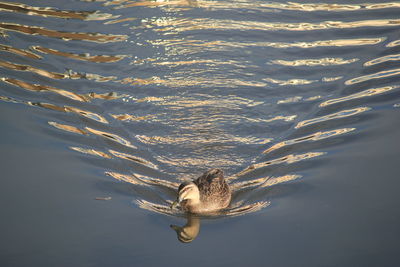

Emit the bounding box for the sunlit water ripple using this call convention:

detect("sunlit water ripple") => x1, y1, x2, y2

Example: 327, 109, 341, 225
1, 0, 400, 219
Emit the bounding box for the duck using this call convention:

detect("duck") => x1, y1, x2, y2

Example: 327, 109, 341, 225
171, 168, 231, 214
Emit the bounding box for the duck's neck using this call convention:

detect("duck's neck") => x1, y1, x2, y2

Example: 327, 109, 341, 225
182, 199, 201, 212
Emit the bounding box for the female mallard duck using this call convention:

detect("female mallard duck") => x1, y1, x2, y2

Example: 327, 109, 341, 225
171, 168, 231, 214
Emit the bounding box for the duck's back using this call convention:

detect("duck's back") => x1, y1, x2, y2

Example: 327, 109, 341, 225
193, 169, 231, 211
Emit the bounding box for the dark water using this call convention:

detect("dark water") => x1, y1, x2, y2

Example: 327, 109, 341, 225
1, 0, 400, 266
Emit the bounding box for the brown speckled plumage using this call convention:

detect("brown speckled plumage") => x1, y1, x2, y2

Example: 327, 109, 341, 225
178, 168, 231, 214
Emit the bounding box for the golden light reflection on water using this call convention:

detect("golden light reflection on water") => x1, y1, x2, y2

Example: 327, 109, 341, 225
264, 77, 317, 86
386, 39, 400, 47
119, 75, 267, 88
322, 76, 343, 82
69, 145, 159, 170
229, 174, 302, 189
148, 38, 385, 57
48, 121, 88, 135
48, 122, 155, 169
256, 152, 326, 169
120, 0, 195, 8
67, 70, 117, 83
105, 171, 144, 185
320, 86, 398, 107
0, 60, 65, 79
295, 107, 370, 129
114, 0, 400, 12
259, 174, 302, 188
135, 94, 263, 109
136, 134, 271, 146
345, 68, 400, 85
110, 113, 155, 121
263, 115, 297, 123
109, 149, 158, 169
156, 155, 246, 174
106, 171, 179, 189
237, 152, 326, 176
70, 146, 112, 158
271, 57, 358, 67
263, 128, 356, 154
277, 96, 322, 104
268, 38, 385, 49
0, 1, 115, 20
1, 76, 123, 104
152, 59, 248, 68
66, 107, 109, 123
142, 17, 400, 33
31, 46, 127, 63
0, 44, 41, 59
0, 59, 118, 83
9, 99, 111, 124
27, 101, 68, 112
1, 77, 89, 102
364, 54, 400, 66
84, 127, 137, 148
264, 1, 400, 12
84, 92, 123, 101
0, 22, 127, 43
104, 17, 137, 24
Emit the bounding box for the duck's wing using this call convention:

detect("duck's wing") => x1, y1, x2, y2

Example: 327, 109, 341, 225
194, 168, 224, 187
194, 169, 230, 204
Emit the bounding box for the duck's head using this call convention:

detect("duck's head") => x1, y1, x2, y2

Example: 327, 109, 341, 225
171, 182, 200, 209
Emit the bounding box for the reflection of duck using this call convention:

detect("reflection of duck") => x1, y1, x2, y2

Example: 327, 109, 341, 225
171, 168, 231, 214
170, 215, 200, 243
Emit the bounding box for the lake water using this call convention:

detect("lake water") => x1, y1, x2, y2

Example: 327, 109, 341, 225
1, 0, 400, 266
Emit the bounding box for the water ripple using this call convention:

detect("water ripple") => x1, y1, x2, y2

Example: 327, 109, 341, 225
70, 146, 112, 159
364, 54, 400, 66
0, 44, 41, 59
0, 59, 117, 83
143, 17, 400, 33
0, 1, 115, 20
295, 107, 370, 129
0, 60, 66, 79
320, 86, 398, 107
236, 152, 326, 176
1, 77, 89, 102
116, 0, 400, 12
1, 0, 399, 221
67, 107, 109, 123
84, 127, 136, 148
271, 57, 358, 67
149, 38, 385, 55
0, 22, 127, 42
263, 128, 356, 154
48, 121, 88, 135
387, 39, 400, 47
31, 46, 128, 63
109, 149, 158, 169
345, 68, 400, 85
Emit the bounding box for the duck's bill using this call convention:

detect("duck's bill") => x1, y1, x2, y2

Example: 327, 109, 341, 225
170, 201, 178, 209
